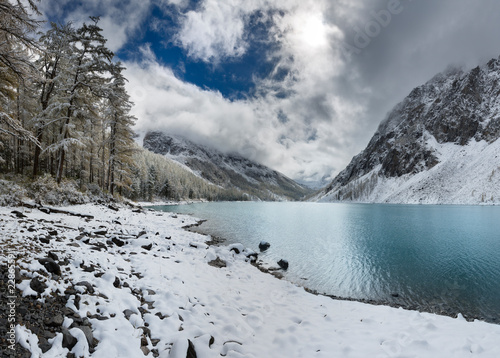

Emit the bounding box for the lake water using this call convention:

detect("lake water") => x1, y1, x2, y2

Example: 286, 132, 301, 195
151, 202, 500, 322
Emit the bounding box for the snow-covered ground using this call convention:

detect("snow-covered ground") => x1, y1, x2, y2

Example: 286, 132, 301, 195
2, 203, 500, 357
318, 136, 500, 205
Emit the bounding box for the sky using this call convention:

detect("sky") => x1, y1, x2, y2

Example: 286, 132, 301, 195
39, 0, 500, 185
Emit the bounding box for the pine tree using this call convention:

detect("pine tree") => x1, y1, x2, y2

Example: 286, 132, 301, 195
53, 17, 114, 184
104, 62, 136, 195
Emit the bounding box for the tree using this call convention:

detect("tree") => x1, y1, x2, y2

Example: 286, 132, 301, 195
52, 17, 113, 184
105, 62, 136, 195
0, 0, 40, 164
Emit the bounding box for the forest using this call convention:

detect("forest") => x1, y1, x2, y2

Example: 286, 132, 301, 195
0, 0, 250, 204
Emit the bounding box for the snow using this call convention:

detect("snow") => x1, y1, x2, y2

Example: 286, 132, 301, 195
319, 135, 500, 205
2, 203, 500, 357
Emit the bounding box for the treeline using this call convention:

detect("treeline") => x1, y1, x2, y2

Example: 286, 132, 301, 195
0, 1, 135, 196
128, 147, 251, 202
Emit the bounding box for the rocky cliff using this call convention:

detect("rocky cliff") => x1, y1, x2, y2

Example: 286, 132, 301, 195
317, 57, 500, 204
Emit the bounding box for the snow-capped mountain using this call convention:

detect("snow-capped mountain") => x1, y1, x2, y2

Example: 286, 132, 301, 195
143, 131, 311, 201
316, 57, 500, 204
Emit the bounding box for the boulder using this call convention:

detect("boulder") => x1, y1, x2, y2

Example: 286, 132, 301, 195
259, 241, 271, 252
277, 259, 289, 270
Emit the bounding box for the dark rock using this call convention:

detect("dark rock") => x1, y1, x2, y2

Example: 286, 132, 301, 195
259, 241, 271, 252
230, 247, 240, 254
111, 237, 125, 247
140, 326, 151, 337
39, 236, 51, 244
107, 204, 119, 212
187, 339, 197, 358
208, 257, 227, 268
45, 314, 64, 327
39, 337, 52, 353
246, 252, 258, 262
38, 258, 61, 275
15, 267, 22, 283
137, 230, 147, 238
141, 243, 153, 251
48, 229, 58, 236
209, 336, 215, 347
391, 293, 400, 298
113, 276, 121, 288
30, 277, 47, 294
112, 220, 122, 225
47, 251, 59, 261
93, 229, 108, 236
75, 281, 95, 294
11, 210, 27, 218
277, 259, 289, 270
27, 226, 36, 232
62, 328, 77, 350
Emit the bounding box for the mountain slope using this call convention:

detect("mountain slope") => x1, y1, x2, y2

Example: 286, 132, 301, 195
143, 131, 311, 201
317, 57, 500, 204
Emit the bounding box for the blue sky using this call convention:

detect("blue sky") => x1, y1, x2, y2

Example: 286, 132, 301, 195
39, 0, 500, 184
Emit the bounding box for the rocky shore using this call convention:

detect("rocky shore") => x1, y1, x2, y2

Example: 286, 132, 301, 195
1, 203, 500, 357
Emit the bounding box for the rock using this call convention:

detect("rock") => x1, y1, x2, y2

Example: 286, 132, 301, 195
230, 247, 240, 254
39, 337, 52, 353
76, 326, 94, 347
47, 251, 59, 261
208, 257, 227, 268
75, 281, 95, 294
30, 277, 47, 294
277, 259, 289, 270
11, 210, 27, 218
187, 339, 198, 358
391, 293, 400, 298
111, 237, 125, 247
48, 229, 58, 236
93, 229, 107, 236
15, 267, 22, 283
259, 241, 271, 252
45, 314, 64, 327
140, 326, 151, 337
141, 346, 150, 356
38, 258, 61, 275
137, 230, 147, 238
113, 276, 121, 288
112, 220, 122, 225
107, 204, 119, 212
39, 235, 51, 244
62, 328, 77, 350
246, 252, 258, 262
141, 243, 153, 251
123, 309, 137, 320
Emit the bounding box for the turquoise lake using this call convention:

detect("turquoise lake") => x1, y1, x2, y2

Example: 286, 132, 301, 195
151, 202, 500, 322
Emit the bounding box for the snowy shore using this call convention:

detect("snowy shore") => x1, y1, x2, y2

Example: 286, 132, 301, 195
2, 203, 500, 357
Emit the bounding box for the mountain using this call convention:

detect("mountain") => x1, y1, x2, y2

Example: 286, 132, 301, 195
142, 131, 312, 201
316, 57, 500, 205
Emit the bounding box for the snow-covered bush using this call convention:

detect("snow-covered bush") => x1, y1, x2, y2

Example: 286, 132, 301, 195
28, 174, 89, 206
0, 179, 28, 206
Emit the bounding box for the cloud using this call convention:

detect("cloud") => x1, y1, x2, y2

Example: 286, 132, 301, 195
39, 0, 152, 52
40, 0, 500, 183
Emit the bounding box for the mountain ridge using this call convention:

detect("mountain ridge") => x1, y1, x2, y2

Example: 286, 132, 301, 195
142, 131, 312, 201
316, 57, 500, 205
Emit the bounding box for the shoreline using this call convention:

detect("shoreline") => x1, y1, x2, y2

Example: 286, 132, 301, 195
2, 202, 500, 357
177, 212, 497, 325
